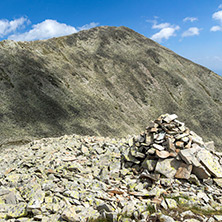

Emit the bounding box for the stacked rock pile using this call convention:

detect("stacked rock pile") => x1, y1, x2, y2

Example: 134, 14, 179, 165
0, 114, 222, 222
123, 113, 222, 182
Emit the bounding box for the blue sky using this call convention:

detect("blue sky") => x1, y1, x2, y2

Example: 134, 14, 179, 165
0, 0, 222, 75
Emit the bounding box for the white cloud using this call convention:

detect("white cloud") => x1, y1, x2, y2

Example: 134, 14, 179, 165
211, 10, 222, 32
152, 22, 171, 29
150, 21, 180, 42
182, 27, 201, 37
78, 22, 99, 31
210, 25, 222, 31
219, 4, 222, 9
151, 26, 180, 42
212, 10, 222, 23
0, 17, 29, 37
8, 20, 99, 41
8, 19, 77, 41
183, 17, 198, 22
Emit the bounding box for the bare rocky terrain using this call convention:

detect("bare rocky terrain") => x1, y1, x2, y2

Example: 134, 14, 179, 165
0, 26, 222, 149
0, 26, 222, 221
1, 114, 222, 221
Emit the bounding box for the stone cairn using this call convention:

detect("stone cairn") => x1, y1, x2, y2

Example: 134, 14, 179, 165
1, 114, 222, 222
123, 113, 222, 182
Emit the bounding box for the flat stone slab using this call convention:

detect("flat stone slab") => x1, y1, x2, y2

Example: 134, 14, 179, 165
192, 165, 210, 179
179, 146, 201, 165
190, 131, 204, 146
153, 144, 165, 151
156, 150, 170, 159
142, 158, 157, 171
165, 198, 177, 209
175, 163, 192, 180
196, 149, 222, 178
7, 203, 27, 219
155, 158, 181, 178
213, 178, 222, 188
163, 114, 178, 123
159, 214, 175, 222
214, 215, 222, 221
129, 187, 165, 198
61, 207, 78, 222
205, 141, 215, 152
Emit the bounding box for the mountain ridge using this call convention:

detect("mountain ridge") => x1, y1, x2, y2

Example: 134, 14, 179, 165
0, 26, 222, 149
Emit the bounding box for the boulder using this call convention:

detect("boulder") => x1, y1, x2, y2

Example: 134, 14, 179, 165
61, 207, 78, 222
196, 149, 222, 178
155, 158, 181, 178
175, 163, 192, 180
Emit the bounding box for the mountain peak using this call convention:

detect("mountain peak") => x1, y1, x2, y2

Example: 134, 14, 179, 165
0, 26, 221, 149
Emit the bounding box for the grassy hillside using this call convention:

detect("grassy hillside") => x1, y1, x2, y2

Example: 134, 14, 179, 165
0, 26, 221, 149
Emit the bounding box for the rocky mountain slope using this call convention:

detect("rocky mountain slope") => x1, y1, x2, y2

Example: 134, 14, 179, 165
1, 114, 222, 221
0, 26, 222, 148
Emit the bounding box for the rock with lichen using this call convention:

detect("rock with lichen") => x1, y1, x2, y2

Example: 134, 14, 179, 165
0, 114, 222, 221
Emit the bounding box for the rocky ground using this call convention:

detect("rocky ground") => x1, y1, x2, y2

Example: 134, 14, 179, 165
1, 114, 222, 221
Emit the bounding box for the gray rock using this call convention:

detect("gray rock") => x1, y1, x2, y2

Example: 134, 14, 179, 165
145, 134, 152, 145
141, 158, 157, 171
165, 198, 177, 209
139, 172, 160, 181
123, 149, 140, 164
27, 189, 45, 211
7, 203, 27, 219
137, 134, 145, 143
122, 201, 137, 217
81, 145, 89, 155
97, 203, 113, 212
166, 137, 176, 152
146, 187, 165, 197
179, 146, 201, 165
205, 141, 215, 152
130, 147, 145, 158
181, 136, 189, 143
153, 144, 165, 151
147, 148, 156, 155
213, 178, 222, 188
161, 199, 168, 210
159, 214, 175, 222
160, 178, 174, 187
175, 163, 192, 180
190, 131, 204, 146
208, 217, 216, 222
163, 114, 178, 123
192, 165, 211, 179
128, 137, 134, 147
197, 191, 209, 203
0, 189, 10, 196
175, 132, 189, 140
181, 210, 195, 218
155, 158, 181, 178
196, 149, 222, 178
156, 150, 171, 159
4, 191, 17, 204
95, 146, 105, 155
61, 206, 79, 222
156, 132, 166, 141
188, 174, 200, 186
78, 207, 100, 220
214, 215, 222, 221
184, 219, 201, 222
175, 141, 184, 148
